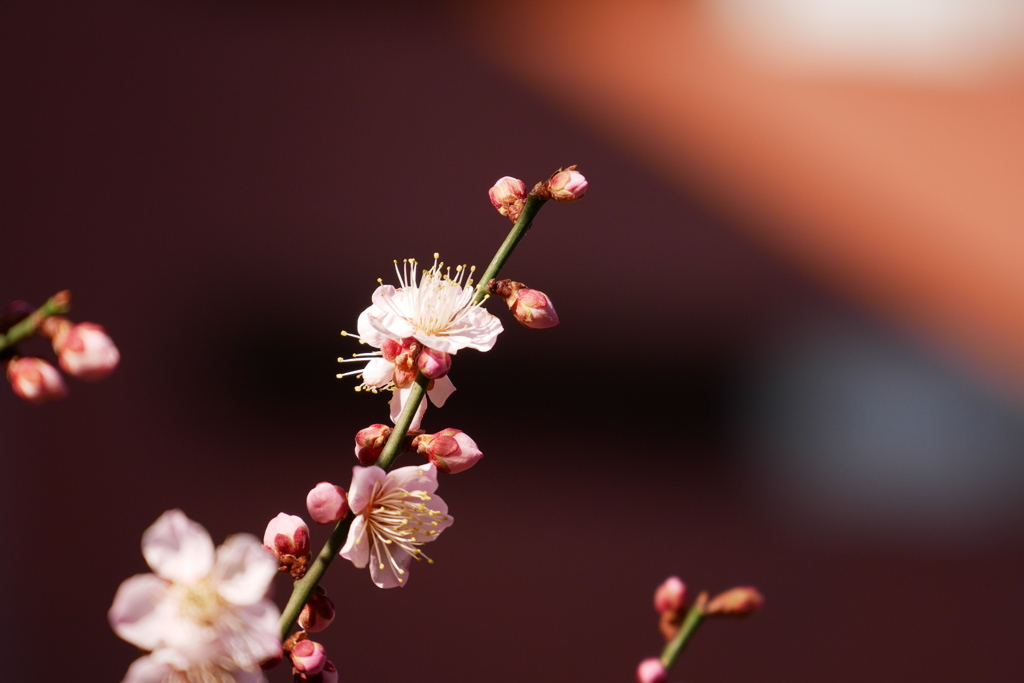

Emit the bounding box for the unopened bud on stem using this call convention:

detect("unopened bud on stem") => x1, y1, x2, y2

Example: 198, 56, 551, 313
411, 428, 483, 474
354, 424, 392, 465
636, 658, 668, 683
263, 513, 312, 579
705, 586, 764, 617
6, 357, 68, 404
306, 482, 349, 525
541, 165, 587, 202
488, 176, 528, 222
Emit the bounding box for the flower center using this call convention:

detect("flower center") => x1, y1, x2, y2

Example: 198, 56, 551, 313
364, 479, 449, 583
393, 255, 478, 338
177, 580, 225, 625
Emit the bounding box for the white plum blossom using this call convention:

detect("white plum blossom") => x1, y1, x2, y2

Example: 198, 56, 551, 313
338, 255, 501, 427
366, 255, 502, 354
109, 510, 281, 683
340, 463, 453, 588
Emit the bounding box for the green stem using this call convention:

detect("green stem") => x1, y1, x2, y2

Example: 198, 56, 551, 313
660, 602, 706, 669
277, 516, 352, 642
0, 291, 71, 353
473, 194, 547, 305
374, 373, 428, 471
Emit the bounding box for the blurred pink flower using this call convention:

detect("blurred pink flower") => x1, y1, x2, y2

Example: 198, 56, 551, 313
109, 510, 281, 682
340, 464, 453, 588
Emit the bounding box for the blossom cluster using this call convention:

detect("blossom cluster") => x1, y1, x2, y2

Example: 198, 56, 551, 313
1, 291, 119, 404
109, 168, 584, 681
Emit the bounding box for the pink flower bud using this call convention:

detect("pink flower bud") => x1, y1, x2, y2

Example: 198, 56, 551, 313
508, 288, 559, 329
417, 347, 451, 379
6, 357, 68, 404
654, 576, 687, 615
306, 482, 349, 525
354, 424, 392, 466
488, 176, 528, 217
636, 658, 669, 683
263, 513, 311, 567
290, 638, 327, 676
299, 588, 336, 632
414, 428, 483, 474
546, 167, 587, 202
52, 322, 119, 381
705, 586, 764, 617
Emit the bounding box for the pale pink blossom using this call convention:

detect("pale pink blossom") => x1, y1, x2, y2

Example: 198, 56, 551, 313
546, 167, 587, 202
413, 428, 483, 474
109, 510, 281, 682
508, 288, 560, 329
6, 357, 68, 404
306, 483, 349, 525
654, 576, 687, 615
290, 639, 327, 676
340, 464, 453, 588
636, 658, 669, 683
52, 321, 120, 381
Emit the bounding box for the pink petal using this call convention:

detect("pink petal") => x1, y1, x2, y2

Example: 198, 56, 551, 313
346, 466, 385, 514
108, 573, 173, 650
122, 655, 174, 683
368, 543, 414, 589
340, 513, 369, 568
142, 510, 215, 584
211, 534, 278, 606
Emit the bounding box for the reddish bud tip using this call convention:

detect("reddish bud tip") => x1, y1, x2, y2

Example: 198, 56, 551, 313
299, 589, 337, 633
414, 428, 483, 474
654, 576, 687, 615
705, 586, 764, 617
354, 424, 392, 465
290, 639, 327, 676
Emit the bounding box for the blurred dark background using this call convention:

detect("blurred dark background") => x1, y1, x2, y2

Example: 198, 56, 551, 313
3, 1, 1024, 681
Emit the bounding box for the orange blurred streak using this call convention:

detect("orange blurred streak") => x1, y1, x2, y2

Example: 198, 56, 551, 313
460, 0, 1024, 392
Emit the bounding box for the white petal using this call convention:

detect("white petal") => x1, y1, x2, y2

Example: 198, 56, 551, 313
121, 655, 174, 683
211, 534, 278, 606
361, 358, 394, 387
142, 510, 215, 584
427, 375, 456, 408
356, 306, 391, 348
108, 573, 173, 650
370, 286, 416, 339
340, 513, 369, 568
